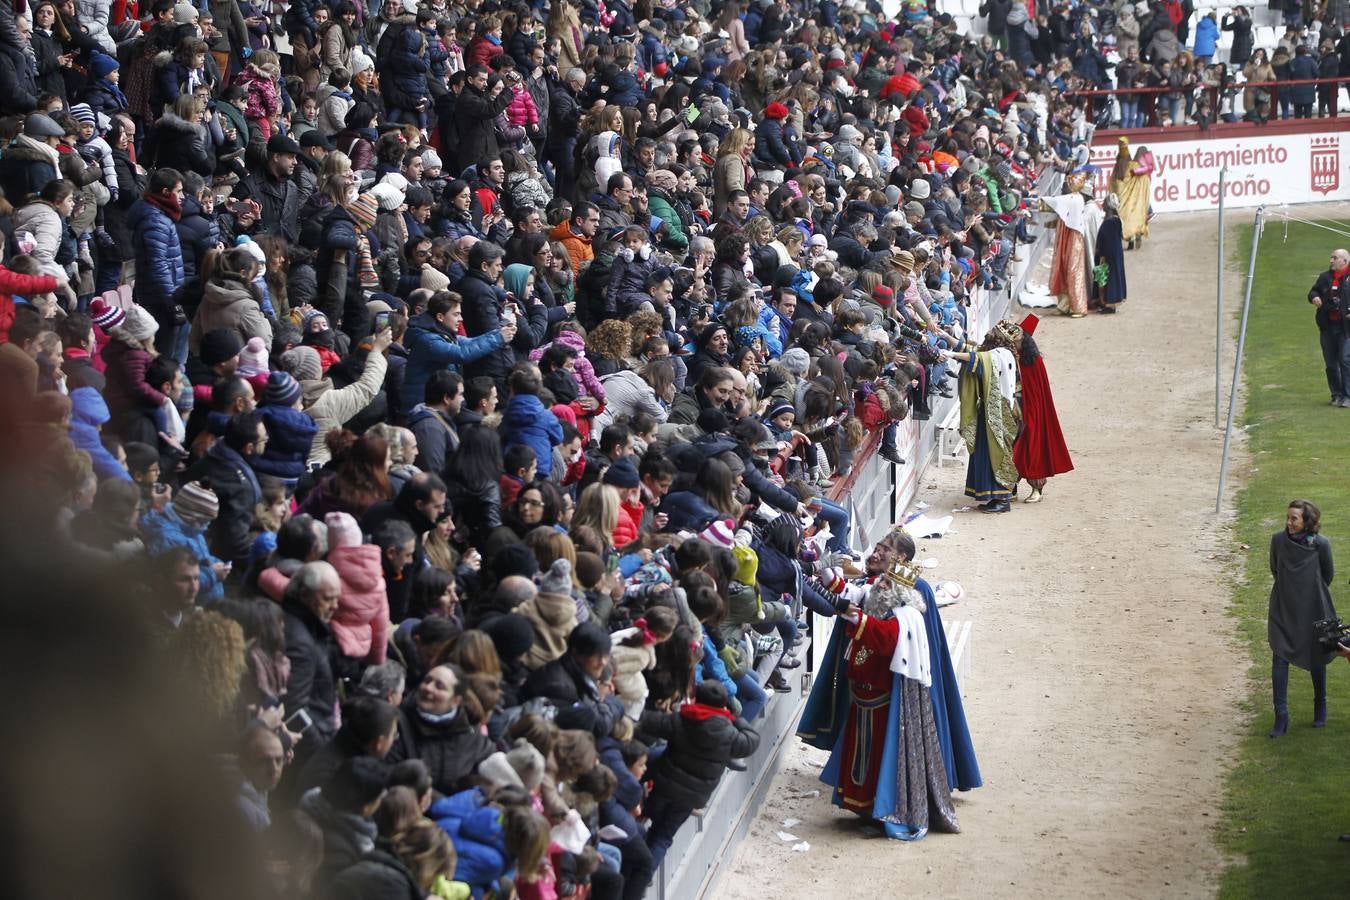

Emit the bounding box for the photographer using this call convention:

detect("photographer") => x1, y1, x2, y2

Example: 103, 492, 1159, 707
1307, 248, 1350, 407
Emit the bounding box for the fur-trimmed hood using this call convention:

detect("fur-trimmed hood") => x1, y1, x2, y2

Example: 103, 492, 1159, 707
156, 111, 205, 136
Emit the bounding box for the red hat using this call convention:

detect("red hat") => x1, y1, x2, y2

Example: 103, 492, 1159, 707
873, 285, 895, 306
1019, 313, 1040, 336
765, 102, 790, 120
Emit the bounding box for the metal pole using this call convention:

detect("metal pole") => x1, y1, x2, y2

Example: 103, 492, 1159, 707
1217, 206, 1263, 513
1216, 167, 1226, 429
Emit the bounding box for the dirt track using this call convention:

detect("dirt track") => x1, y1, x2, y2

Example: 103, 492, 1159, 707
717, 211, 1247, 899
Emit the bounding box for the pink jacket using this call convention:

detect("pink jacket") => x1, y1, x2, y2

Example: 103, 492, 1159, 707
234, 65, 281, 137
327, 543, 389, 663
506, 84, 539, 128
529, 330, 606, 401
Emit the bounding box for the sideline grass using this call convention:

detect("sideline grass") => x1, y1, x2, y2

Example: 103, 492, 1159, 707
1218, 221, 1350, 899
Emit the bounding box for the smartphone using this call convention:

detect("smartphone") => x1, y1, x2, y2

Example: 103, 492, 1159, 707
285, 708, 314, 733
606, 554, 619, 575
373, 310, 391, 332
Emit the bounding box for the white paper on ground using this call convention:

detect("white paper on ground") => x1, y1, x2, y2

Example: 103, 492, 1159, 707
920, 557, 940, 569
776, 831, 799, 842
1020, 289, 1058, 309
791, 842, 811, 853
903, 513, 954, 539
782, 818, 801, 828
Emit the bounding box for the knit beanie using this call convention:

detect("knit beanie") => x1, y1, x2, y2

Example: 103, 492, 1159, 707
505, 739, 545, 791
69, 103, 96, 126
780, 347, 810, 376
537, 558, 573, 598
766, 400, 795, 421
174, 481, 219, 526
370, 182, 405, 212
477, 752, 524, 791
200, 328, 245, 367
325, 511, 363, 549
574, 551, 606, 589
481, 613, 537, 663
873, 285, 895, 306
173, 1, 199, 24
349, 193, 379, 230
602, 456, 639, 488
909, 178, 932, 200
237, 336, 270, 376
280, 346, 323, 382
732, 543, 758, 585
116, 305, 159, 343
699, 518, 736, 549
89, 52, 119, 79
89, 297, 126, 332
264, 371, 303, 407
420, 148, 441, 168
351, 46, 374, 75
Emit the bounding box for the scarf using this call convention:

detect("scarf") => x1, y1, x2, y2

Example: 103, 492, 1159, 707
98, 77, 129, 109
14, 133, 60, 168
144, 190, 182, 222
417, 706, 460, 725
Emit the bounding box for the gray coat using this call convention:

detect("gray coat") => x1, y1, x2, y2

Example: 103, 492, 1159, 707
1268, 530, 1337, 670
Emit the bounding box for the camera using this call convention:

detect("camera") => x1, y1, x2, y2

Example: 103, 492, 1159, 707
1313, 618, 1350, 654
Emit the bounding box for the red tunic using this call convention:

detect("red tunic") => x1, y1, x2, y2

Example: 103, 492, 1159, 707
1012, 354, 1074, 481
836, 613, 901, 812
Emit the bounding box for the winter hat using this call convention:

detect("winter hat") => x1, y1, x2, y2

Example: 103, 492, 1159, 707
780, 347, 810, 376
89, 52, 119, 80
326, 511, 363, 549
380, 172, 410, 194
238, 336, 270, 376
732, 543, 758, 585
836, 124, 862, 144
420, 147, 441, 168
808, 233, 829, 249
481, 613, 536, 663
873, 285, 895, 306
301, 309, 330, 333
766, 400, 795, 421
89, 297, 126, 332
903, 200, 925, 219
765, 102, 790, 120
505, 739, 546, 791
263, 372, 302, 409
909, 178, 931, 200
646, 169, 678, 192
715, 450, 745, 479
697, 407, 728, 434
280, 346, 323, 382
574, 551, 606, 589
24, 113, 64, 139
237, 236, 267, 269
602, 456, 639, 488
884, 184, 902, 207
349, 193, 379, 230
537, 558, 573, 599
174, 481, 219, 526
477, 752, 524, 791
173, 1, 199, 23
369, 182, 405, 212
351, 46, 374, 75
200, 328, 245, 367
69, 103, 96, 127
893, 250, 916, 272
116, 304, 159, 342
699, 518, 736, 549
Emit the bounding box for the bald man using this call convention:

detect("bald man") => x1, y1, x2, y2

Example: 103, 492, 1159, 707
1308, 248, 1350, 405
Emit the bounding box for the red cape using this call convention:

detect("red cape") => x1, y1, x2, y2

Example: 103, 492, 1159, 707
1013, 356, 1074, 480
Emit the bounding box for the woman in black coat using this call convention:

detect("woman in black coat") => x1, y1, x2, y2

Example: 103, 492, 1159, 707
99, 116, 145, 291
443, 424, 504, 548
142, 94, 214, 178
29, 1, 69, 103
1221, 8, 1254, 67
1267, 499, 1337, 737
384, 665, 495, 797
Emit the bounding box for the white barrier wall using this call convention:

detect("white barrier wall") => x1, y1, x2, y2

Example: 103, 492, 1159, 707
1088, 130, 1350, 213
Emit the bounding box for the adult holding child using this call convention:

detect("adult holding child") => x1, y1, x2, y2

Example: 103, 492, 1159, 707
1267, 499, 1337, 737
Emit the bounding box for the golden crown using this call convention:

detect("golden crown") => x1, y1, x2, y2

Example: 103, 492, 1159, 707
882, 556, 921, 589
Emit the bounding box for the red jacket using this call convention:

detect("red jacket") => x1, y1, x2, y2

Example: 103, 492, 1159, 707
613, 498, 643, 549
0, 266, 59, 344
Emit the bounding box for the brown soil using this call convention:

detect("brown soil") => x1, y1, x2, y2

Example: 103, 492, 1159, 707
717, 211, 1246, 899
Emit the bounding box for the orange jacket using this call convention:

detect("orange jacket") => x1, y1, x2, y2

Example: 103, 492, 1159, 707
549, 219, 594, 277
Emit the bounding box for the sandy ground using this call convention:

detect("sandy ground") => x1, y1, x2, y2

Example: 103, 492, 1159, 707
717, 211, 1250, 900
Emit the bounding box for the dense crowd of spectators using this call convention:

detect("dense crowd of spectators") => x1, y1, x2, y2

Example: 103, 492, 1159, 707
978, 0, 1350, 127
0, 0, 1064, 897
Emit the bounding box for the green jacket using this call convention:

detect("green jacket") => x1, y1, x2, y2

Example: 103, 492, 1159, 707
647, 191, 689, 252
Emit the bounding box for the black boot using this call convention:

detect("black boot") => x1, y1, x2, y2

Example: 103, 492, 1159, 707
1314, 702, 1328, 728
1269, 712, 1289, 738
879, 447, 905, 465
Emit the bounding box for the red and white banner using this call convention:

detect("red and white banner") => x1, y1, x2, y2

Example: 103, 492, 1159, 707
1088, 131, 1350, 213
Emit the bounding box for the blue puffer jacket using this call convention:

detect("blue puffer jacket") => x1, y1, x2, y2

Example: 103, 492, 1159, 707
127, 197, 185, 319
429, 788, 510, 898
140, 505, 225, 603
694, 632, 738, 700
69, 387, 132, 482
657, 490, 720, 534
499, 393, 563, 478
400, 312, 505, 412
254, 403, 319, 484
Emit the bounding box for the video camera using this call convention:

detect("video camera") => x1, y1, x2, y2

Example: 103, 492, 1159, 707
1313, 618, 1350, 654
